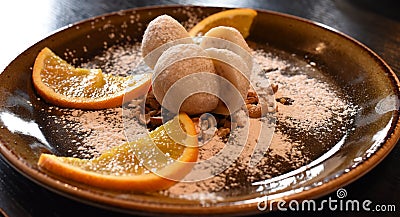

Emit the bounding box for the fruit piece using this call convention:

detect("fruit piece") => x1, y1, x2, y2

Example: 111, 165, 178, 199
141, 15, 193, 69
38, 113, 198, 192
189, 8, 257, 38
32, 47, 151, 109
153, 44, 219, 115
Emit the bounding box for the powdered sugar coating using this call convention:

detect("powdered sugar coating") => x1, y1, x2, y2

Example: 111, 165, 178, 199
141, 15, 192, 59
202, 26, 251, 53
153, 44, 219, 115
205, 48, 250, 114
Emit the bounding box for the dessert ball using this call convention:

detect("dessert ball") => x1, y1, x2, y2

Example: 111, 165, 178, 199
205, 48, 250, 115
200, 26, 251, 53
153, 44, 219, 115
141, 15, 193, 68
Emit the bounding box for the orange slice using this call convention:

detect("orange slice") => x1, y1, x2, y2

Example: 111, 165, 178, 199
189, 8, 257, 38
38, 113, 198, 192
32, 47, 151, 109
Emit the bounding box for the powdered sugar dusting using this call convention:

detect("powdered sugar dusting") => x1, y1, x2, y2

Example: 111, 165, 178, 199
253, 48, 358, 134
43, 107, 125, 158
39, 13, 359, 204
43, 43, 144, 158
162, 45, 358, 201
42, 41, 358, 203
172, 6, 204, 30
81, 42, 142, 76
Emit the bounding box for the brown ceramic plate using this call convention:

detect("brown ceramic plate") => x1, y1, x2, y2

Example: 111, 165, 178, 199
0, 5, 399, 216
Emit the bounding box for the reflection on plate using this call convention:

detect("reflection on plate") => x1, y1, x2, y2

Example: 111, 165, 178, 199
0, 5, 399, 216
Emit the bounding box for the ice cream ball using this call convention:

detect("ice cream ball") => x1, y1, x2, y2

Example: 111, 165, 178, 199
141, 15, 193, 68
153, 44, 219, 115
205, 48, 251, 115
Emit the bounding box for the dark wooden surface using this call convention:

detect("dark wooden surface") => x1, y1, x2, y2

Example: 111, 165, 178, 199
1, 0, 399, 216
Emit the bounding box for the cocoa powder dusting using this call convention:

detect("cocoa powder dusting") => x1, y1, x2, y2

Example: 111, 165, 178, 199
43, 22, 358, 203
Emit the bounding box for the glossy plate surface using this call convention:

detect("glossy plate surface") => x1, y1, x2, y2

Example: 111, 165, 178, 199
0, 5, 399, 216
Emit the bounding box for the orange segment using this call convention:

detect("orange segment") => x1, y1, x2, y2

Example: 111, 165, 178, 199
32, 47, 151, 109
38, 113, 198, 192
189, 8, 257, 38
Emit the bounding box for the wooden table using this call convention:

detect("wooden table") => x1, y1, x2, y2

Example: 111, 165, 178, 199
0, 0, 399, 216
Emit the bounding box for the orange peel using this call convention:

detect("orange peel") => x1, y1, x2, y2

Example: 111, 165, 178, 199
32, 47, 151, 109
38, 113, 198, 192
189, 8, 257, 38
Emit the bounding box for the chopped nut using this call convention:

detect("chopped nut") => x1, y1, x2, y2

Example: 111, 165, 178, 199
260, 68, 278, 73
149, 116, 163, 126
271, 84, 279, 93
247, 89, 257, 97
246, 104, 261, 118
223, 120, 231, 129
245, 96, 258, 104
148, 110, 158, 117
217, 127, 230, 138
276, 97, 294, 105
145, 91, 161, 110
